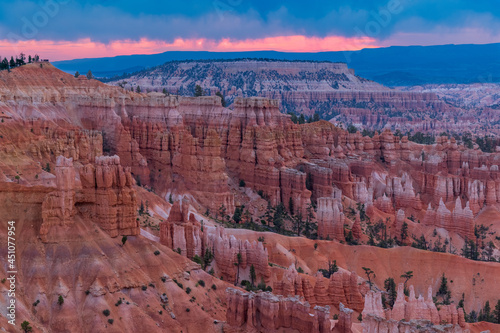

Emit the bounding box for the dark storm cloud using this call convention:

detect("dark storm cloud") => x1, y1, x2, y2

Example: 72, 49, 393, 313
0, 0, 499, 42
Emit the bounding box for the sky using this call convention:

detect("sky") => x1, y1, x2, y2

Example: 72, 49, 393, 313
0, 0, 499, 61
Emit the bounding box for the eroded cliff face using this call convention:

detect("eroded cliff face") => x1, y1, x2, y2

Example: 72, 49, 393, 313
3, 63, 500, 333
273, 264, 365, 312
225, 287, 337, 333
107, 59, 474, 136
362, 284, 466, 333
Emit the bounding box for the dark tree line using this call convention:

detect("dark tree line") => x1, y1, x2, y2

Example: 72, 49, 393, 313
289, 112, 321, 124
0, 53, 40, 71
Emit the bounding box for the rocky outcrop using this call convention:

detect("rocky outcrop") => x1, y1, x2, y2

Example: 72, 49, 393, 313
159, 200, 202, 258
362, 285, 466, 333
78, 155, 139, 237
337, 303, 353, 333
207, 226, 271, 284
41, 155, 139, 241
351, 213, 362, 241
423, 198, 475, 240
273, 265, 364, 311
317, 197, 345, 241
109, 60, 466, 136
225, 288, 340, 333
171, 129, 235, 214
40, 156, 77, 241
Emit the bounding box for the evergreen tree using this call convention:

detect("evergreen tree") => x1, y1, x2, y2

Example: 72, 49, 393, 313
215, 91, 226, 107
384, 277, 397, 307
293, 212, 304, 236
400, 271, 413, 296
194, 84, 203, 97
483, 301, 492, 322
272, 203, 286, 231
318, 260, 338, 278
86, 70, 93, 80
289, 113, 298, 124
21, 321, 32, 333
437, 273, 451, 305
10, 56, 15, 68
250, 264, 256, 287
233, 206, 242, 223
400, 221, 409, 243
298, 114, 305, 124
136, 85, 141, 93
362, 267, 376, 290
235, 252, 242, 285
494, 300, 500, 324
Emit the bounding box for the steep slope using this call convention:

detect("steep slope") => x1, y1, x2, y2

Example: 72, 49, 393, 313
2, 63, 500, 332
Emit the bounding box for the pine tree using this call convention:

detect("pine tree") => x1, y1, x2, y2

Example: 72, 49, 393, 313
74, 71, 80, 78
384, 277, 397, 307
216, 91, 226, 107
250, 264, 256, 287
494, 300, 500, 324
400, 271, 413, 296
437, 273, 451, 305
362, 267, 376, 290
21, 321, 32, 333
298, 114, 305, 124
483, 301, 492, 322
235, 252, 242, 285
86, 70, 93, 80
400, 221, 409, 243
194, 84, 203, 97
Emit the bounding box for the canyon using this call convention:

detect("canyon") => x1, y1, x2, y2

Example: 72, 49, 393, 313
0, 63, 499, 332
107, 59, 500, 135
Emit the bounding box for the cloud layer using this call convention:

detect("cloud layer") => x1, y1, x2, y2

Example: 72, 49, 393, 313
0, 0, 498, 60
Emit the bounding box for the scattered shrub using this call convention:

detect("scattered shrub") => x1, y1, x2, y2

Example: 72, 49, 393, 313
103, 309, 110, 316
186, 287, 192, 294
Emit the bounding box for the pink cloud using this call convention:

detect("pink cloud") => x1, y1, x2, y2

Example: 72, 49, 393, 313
0, 35, 379, 61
